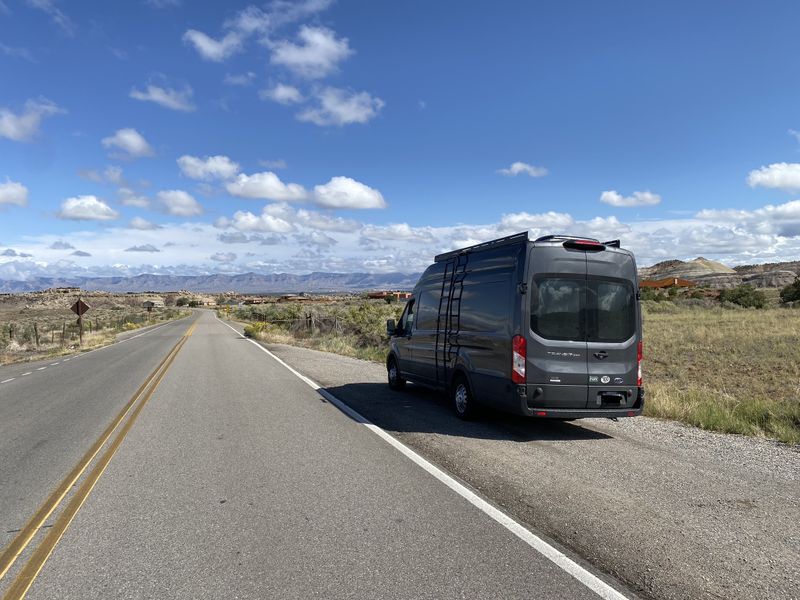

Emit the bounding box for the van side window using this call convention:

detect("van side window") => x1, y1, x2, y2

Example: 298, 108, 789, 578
398, 299, 415, 333
416, 291, 438, 330
531, 278, 584, 341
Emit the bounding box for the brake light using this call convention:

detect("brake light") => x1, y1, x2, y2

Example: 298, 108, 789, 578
512, 335, 526, 384
637, 340, 643, 386
563, 240, 606, 251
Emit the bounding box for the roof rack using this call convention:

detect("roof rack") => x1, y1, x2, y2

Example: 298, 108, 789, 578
434, 231, 529, 263
534, 234, 600, 243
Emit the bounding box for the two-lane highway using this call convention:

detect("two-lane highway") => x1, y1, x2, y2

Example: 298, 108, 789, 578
0, 315, 194, 553
1, 310, 633, 599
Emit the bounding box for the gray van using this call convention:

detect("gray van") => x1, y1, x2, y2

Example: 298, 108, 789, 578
386, 232, 644, 420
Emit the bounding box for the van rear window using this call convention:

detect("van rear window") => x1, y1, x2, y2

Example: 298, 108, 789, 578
531, 277, 635, 343
530, 278, 584, 340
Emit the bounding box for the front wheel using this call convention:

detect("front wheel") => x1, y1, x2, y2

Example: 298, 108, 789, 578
387, 356, 406, 390
452, 376, 478, 420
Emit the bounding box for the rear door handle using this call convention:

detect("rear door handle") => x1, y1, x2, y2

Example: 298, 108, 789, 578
593, 350, 608, 360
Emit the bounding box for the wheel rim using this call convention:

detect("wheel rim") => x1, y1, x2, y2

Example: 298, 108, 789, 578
454, 383, 468, 413
389, 362, 398, 383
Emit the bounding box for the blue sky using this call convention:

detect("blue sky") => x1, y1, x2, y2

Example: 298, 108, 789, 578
2, 0, 800, 279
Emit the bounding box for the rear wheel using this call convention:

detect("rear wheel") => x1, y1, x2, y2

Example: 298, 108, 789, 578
387, 356, 406, 390
452, 375, 477, 420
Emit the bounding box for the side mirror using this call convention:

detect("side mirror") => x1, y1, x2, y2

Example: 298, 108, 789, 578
386, 319, 396, 336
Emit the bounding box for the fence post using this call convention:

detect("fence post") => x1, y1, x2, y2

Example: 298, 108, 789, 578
33, 322, 40, 348
61, 322, 66, 346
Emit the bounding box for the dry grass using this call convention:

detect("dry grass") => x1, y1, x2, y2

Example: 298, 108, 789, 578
642, 303, 800, 444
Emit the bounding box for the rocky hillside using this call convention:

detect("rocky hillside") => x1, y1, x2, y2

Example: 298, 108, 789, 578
639, 258, 799, 289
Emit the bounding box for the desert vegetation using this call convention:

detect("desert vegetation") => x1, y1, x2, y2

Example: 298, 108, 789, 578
228, 292, 800, 444
0, 291, 188, 365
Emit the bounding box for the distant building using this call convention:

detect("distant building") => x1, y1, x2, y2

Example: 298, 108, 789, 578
367, 291, 413, 300
640, 277, 696, 289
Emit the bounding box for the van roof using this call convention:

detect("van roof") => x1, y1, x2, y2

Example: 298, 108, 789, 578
434, 232, 629, 263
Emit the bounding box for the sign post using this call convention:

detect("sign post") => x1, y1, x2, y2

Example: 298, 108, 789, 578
71, 297, 91, 346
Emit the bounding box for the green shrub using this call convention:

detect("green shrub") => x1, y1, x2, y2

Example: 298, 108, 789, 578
176, 297, 190, 307
719, 284, 767, 309
779, 277, 800, 303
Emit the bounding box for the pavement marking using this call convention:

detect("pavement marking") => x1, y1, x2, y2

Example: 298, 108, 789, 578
20, 373, 31, 377
216, 317, 630, 600
35, 368, 46, 371
0, 320, 197, 593
62, 359, 70, 362
2, 322, 197, 600
49, 363, 59, 366
1, 378, 14, 384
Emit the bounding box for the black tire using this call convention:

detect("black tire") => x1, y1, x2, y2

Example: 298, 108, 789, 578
387, 356, 406, 390
451, 375, 478, 420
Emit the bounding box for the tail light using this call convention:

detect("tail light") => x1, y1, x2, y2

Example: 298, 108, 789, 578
512, 335, 526, 384
637, 341, 643, 386
563, 240, 606, 251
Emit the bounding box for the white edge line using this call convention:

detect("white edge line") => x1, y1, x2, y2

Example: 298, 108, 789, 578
36, 367, 47, 371
215, 316, 630, 600
1, 378, 15, 383
21, 372, 31, 376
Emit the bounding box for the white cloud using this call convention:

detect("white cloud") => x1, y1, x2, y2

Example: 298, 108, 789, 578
210, 251, 237, 263
178, 155, 240, 180
497, 162, 548, 177
226, 171, 307, 201
258, 158, 287, 169
145, 0, 181, 8
130, 84, 195, 112
314, 176, 386, 209
499, 211, 575, 231
270, 26, 352, 79
789, 129, 800, 144
297, 87, 384, 126
183, 30, 243, 62
58, 195, 119, 221
259, 83, 303, 105
223, 72, 256, 86
696, 199, 800, 238
101, 128, 154, 159
26, 0, 74, 35
600, 190, 662, 207
157, 190, 203, 216
0, 97, 63, 142
129, 217, 161, 230
118, 187, 149, 208
48, 240, 74, 249
215, 209, 295, 233
0, 42, 36, 62
362, 223, 436, 243
295, 208, 361, 232
78, 165, 125, 185
747, 163, 800, 192
125, 244, 160, 253
0, 179, 28, 207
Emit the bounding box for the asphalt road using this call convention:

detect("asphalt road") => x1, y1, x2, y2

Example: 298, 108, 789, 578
1, 311, 632, 599
0, 316, 192, 552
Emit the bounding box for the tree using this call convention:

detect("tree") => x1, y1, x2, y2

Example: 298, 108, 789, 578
719, 284, 767, 309
779, 277, 800, 303
176, 297, 190, 307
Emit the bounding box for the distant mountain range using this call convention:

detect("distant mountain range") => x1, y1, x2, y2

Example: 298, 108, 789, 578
0, 272, 423, 294
639, 258, 800, 289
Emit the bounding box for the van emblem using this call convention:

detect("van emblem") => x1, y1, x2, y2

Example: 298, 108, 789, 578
600, 375, 611, 384
614, 377, 624, 384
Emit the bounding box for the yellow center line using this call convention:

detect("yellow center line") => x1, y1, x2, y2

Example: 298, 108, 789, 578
0, 320, 196, 598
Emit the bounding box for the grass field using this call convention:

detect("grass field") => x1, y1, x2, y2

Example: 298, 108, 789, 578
642, 302, 800, 444
230, 297, 800, 445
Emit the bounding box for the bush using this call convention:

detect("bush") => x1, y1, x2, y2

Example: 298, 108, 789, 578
719, 285, 767, 309
779, 277, 800, 303
176, 297, 190, 307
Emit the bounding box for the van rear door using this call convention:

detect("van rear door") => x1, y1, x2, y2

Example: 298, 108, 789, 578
585, 252, 639, 409
526, 246, 588, 409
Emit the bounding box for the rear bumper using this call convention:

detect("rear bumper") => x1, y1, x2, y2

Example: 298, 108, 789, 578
513, 384, 645, 418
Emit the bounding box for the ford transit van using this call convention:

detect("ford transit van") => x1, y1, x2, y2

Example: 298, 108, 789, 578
386, 232, 644, 419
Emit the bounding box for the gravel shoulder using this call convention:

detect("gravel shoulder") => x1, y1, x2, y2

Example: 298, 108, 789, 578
239, 328, 799, 600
